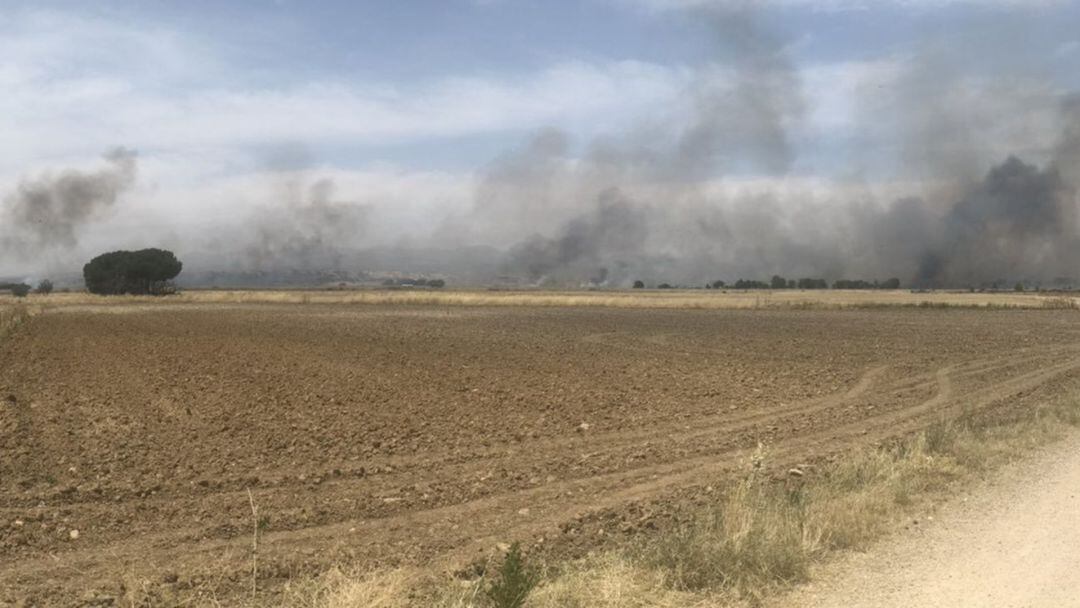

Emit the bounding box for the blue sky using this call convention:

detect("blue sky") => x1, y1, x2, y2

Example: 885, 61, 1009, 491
1, 0, 1078, 274
40, 1, 1079, 78
3, 0, 1078, 172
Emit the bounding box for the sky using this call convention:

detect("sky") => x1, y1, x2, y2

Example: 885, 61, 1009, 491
2, 0, 1079, 284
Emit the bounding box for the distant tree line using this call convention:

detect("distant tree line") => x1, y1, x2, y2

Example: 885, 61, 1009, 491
0, 282, 30, 297
833, 278, 901, 290
723, 276, 902, 290
798, 278, 828, 289
83, 248, 182, 295
0, 279, 54, 297
632, 281, 683, 289
630, 276, 904, 290
733, 279, 771, 289
381, 277, 446, 288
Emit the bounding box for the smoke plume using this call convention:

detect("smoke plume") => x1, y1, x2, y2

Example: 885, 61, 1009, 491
461, 7, 1080, 288
7, 6, 1080, 289
1, 148, 137, 259
242, 176, 369, 271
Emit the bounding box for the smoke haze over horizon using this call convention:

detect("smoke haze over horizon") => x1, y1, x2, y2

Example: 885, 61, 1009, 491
2, 1, 1079, 287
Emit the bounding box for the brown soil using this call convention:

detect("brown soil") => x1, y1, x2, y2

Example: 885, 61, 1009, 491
2, 304, 1079, 605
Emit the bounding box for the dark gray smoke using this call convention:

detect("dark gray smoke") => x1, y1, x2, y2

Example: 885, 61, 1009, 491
471, 7, 1080, 288
504, 188, 651, 283
867, 155, 1077, 288
475, 5, 814, 286
674, 8, 805, 177
1055, 94, 1080, 186
921, 157, 1074, 285
1, 148, 137, 258
490, 123, 1080, 287
242, 176, 369, 271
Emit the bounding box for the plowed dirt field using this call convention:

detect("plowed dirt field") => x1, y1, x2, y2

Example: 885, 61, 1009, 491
3, 304, 1079, 605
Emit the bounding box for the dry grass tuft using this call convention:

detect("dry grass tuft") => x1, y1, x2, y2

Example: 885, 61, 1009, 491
526, 554, 704, 608
0, 302, 33, 338
1039, 296, 1080, 310
639, 478, 809, 598
279, 567, 418, 608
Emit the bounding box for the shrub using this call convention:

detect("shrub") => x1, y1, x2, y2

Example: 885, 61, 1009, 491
10, 283, 30, 298
35, 279, 53, 295
485, 543, 538, 608
633, 280, 645, 289
428, 279, 446, 288
710, 280, 726, 289
657, 283, 672, 289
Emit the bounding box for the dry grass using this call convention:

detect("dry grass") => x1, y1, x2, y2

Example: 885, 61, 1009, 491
271, 395, 1080, 608
279, 568, 417, 608
0, 302, 34, 338
638, 476, 810, 600
8, 288, 1078, 311
525, 555, 704, 608
629, 398, 1080, 606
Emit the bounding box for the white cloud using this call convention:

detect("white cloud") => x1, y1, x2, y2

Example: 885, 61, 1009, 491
1056, 40, 1080, 57
627, 0, 1064, 11
0, 7, 699, 274
0, 9, 691, 175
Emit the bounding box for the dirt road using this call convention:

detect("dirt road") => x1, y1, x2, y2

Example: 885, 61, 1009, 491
778, 433, 1080, 608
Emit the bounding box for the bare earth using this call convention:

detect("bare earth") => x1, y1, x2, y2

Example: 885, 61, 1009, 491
3, 303, 1080, 604
777, 432, 1080, 608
